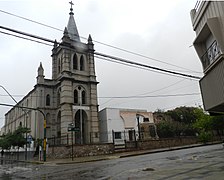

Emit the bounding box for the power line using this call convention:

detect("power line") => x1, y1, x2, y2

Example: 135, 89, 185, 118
99, 93, 200, 99
95, 52, 201, 80
95, 55, 188, 79
0, 8, 202, 74
137, 79, 186, 96
0, 25, 201, 80
0, 25, 55, 44
99, 79, 186, 107
162, 98, 202, 110
0, 92, 200, 99
0, 30, 52, 46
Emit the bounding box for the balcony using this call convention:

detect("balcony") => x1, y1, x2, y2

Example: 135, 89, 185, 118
200, 55, 224, 113
201, 40, 221, 71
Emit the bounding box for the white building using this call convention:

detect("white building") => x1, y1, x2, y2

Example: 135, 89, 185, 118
99, 108, 158, 144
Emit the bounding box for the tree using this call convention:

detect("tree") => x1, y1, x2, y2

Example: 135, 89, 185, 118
210, 115, 224, 137
166, 106, 198, 124
0, 126, 30, 150
193, 108, 213, 143
157, 120, 175, 138
0, 133, 13, 150
193, 108, 212, 131
11, 126, 30, 149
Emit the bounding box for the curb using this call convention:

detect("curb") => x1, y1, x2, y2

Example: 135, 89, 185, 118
119, 142, 222, 158
55, 155, 121, 165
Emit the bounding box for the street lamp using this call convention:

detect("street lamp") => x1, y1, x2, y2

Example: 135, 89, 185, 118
136, 114, 141, 140
68, 123, 74, 161
0, 85, 18, 103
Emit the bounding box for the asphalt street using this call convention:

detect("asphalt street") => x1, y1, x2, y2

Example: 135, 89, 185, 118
0, 144, 223, 179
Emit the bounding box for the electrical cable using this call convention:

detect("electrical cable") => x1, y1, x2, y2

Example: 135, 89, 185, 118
95, 52, 201, 80
0, 8, 202, 74
0, 30, 52, 46
98, 93, 200, 99
0, 25, 201, 80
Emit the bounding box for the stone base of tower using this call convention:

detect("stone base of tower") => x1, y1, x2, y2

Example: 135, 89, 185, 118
57, 104, 100, 145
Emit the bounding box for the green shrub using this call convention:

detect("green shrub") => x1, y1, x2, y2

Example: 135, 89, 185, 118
198, 131, 212, 143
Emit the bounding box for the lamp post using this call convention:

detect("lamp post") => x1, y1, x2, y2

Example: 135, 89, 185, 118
136, 115, 141, 140
0, 85, 18, 103
68, 123, 74, 161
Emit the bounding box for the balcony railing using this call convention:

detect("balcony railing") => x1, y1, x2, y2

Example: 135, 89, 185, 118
201, 40, 221, 70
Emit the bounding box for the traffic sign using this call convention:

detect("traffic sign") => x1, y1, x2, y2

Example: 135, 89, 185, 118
68, 127, 80, 132
27, 135, 33, 142
73, 105, 90, 110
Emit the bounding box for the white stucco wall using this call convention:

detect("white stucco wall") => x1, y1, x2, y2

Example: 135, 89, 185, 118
99, 108, 125, 143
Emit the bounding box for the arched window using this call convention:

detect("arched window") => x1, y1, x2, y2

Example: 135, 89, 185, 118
80, 55, 85, 71
57, 88, 61, 106
73, 54, 78, 70
57, 111, 61, 138
46, 94, 50, 106
81, 90, 86, 104
58, 58, 61, 73
74, 90, 78, 104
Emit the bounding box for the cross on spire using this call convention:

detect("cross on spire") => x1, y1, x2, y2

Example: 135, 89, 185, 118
69, 1, 74, 9
69, 1, 74, 15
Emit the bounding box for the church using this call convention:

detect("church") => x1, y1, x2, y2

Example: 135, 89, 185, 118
2, 3, 100, 145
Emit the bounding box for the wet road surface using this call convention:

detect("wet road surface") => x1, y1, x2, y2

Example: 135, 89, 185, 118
0, 144, 223, 179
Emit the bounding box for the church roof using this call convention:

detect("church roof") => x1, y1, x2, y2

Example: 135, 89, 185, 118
67, 5, 80, 42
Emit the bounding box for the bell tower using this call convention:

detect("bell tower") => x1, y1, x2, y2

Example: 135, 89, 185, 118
51, 2, 99, 144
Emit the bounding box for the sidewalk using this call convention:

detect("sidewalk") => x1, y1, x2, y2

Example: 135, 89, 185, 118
41, 142, 222, 165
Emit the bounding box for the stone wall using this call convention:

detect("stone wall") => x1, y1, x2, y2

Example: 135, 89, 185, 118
137, 137, 198, 150
47, 143, 114, 159
47, 137, 200, 159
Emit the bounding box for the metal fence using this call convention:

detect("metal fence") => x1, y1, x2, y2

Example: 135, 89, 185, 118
201, 40, 221, 69
46, 129, 159, 147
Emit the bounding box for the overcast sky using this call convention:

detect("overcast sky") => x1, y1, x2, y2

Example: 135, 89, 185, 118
0, 0, 203, 128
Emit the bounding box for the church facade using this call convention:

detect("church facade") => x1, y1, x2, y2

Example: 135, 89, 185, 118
2, 6, 100, 144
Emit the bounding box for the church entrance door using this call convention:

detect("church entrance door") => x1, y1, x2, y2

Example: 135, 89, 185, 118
74, 110, 87, 144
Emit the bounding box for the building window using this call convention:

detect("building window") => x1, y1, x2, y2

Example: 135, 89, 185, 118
74, 90, 78, 104
73, 54, 78, 70
114, 132, 122, 139
81, 90, 86, 104
58, 58, 61, 73
46, 94, 50, 106
80, 55, 85, 71
95, 132, 98, 138
57, 88, 61, 106
143, 118, 149, 122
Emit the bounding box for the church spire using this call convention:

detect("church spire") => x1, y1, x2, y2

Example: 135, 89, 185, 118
37, 62, 45, 84
67, 1, 80, 42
